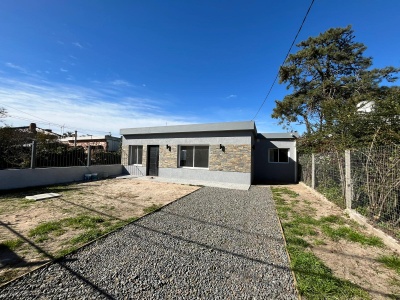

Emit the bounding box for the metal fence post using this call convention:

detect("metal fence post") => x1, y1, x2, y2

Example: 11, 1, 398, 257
311, 153, 315, 189
30, 141, 37, 169
345, 149, 352, 209
87, 145, 91, 167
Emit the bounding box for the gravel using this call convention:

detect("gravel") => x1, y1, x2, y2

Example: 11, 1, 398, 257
0, 186, 298, 299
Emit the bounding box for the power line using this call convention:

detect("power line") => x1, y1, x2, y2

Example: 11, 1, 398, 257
251, 0, 315, 121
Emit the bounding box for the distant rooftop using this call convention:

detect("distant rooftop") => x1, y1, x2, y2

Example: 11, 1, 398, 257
60, 135, 120, 142
120, 121, 257, 136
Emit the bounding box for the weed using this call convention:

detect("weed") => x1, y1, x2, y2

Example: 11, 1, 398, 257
0, 239, 24, 251
70, 229, 104, 245
377, 255, 400, 274
319, 215, 344, 224
64, 215, 105, 229
322, 225, 384, 247
313, 239, 327, 246
143, 204, 163, 214
28, 221, 64, 240
272, 187, 299, 198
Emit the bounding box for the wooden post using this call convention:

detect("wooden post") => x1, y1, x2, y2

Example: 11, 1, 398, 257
30, 141, 37, 169
311, 153, 315, 189
345, 149, 352, 209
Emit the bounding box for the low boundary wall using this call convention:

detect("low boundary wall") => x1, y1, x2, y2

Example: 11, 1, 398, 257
0, 165, 123, 190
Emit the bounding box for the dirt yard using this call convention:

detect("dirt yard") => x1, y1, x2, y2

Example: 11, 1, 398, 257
276, 183, 400, 300
0, 178, 199, 285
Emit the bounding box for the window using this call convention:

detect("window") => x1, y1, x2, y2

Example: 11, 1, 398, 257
129, 145, 143, 165
269, 148, 289, 163
179, 146, 209, 168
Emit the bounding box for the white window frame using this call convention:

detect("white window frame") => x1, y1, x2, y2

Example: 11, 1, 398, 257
128, 145, 143, 165
178, 145, 209, 169
268, 148, 290, 164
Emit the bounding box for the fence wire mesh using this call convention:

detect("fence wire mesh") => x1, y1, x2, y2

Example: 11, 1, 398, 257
351, 145, 400, 238
314, 151, 346, 209
0, 141, 121, 170
298, 153, 312, 186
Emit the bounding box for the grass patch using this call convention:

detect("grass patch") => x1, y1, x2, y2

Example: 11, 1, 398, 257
28, 221, 65, 241
322, 225, 384, 247
64, 215, 105, 229
272, 187, 299, 198
143, 204, 163, 214
377, 255, 400, 274
0, 239, 24, 251
290, 246, 370, 299
70, 229, 104, 245
272, 187, 371, 299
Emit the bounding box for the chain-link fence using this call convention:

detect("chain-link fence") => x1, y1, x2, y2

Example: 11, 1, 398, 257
0, 141, 121, 170
298, 153, 312, 186
351, 145, 400, 237
299, 145, 400, 238
314, 151, 346, 209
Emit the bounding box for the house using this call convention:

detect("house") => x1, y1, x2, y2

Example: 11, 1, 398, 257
120, 121, 298, 185
60, 135, 121, 152
10, 123, 61, 139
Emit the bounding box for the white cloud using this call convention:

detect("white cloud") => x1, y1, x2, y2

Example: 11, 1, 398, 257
226, 94, 237, 99
110, 79, 132, 87
60, 68, 68, 72
0, 77, 196, 136
73, 42, 83, 49
5, 62, 28, 74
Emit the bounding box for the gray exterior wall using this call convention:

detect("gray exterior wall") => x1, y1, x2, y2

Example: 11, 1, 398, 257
0, 165, 123, 190
254, 138, 297, 183
121, 130, 253, 185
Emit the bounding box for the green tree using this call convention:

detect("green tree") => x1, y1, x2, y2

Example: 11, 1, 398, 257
272, 25, 399, 151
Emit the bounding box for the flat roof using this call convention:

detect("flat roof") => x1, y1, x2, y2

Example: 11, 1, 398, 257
257, 132, 299, 139
120, 121, 257, 136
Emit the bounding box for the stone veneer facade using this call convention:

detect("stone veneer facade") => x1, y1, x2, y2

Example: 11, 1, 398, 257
123, 144, 252, 174
209, 144, 251, 173
159, 145, 177, 168
159, 144, 251, 173
121, 144, 147, 166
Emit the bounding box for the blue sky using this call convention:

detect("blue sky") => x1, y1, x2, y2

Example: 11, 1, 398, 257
1, 0, 399, 136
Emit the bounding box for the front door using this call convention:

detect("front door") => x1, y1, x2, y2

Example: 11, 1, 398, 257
148, 146, 159, 176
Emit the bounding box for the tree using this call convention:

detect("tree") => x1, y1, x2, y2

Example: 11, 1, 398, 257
0, 107, 6, 123
272, 25, 400, 151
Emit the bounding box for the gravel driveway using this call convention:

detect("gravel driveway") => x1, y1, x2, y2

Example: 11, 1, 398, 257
0, 186, 298, 299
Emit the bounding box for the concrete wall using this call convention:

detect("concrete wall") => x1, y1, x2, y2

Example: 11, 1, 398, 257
121, 131, 254, 185
0, 165, 123, 190
254, 139, 297, 183
159, 168, 252, 185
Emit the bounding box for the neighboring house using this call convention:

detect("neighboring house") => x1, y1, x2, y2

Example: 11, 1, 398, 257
11, 123, 61, 139
120, 121, 298, 185
60, 135, 121, 152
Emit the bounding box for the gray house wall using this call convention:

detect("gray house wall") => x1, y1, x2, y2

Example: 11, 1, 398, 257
254, 137, 297, 183
121, 130, 254, 185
